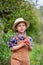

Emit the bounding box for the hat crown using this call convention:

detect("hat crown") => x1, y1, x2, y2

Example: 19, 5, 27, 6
14, 18, 24, 24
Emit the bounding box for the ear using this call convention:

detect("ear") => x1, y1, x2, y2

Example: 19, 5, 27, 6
16, 28, 17, 31
15, 26, 18, 30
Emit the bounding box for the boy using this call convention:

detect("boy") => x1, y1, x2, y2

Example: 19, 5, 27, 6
8, 18, 33, 65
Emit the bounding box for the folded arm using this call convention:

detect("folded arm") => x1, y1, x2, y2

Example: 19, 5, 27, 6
11, 41, 25, 51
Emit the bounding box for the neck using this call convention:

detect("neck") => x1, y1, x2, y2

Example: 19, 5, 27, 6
19, 32, 24, 36
16, 31, 26, 37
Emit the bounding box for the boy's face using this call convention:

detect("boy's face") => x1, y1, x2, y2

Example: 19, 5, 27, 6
16, 22, 26, 34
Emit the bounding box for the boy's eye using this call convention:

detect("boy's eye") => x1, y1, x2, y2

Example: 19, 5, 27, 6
22, 24, 25, 26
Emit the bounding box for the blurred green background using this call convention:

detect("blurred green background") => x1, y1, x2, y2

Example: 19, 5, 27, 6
0, 0, 43, 65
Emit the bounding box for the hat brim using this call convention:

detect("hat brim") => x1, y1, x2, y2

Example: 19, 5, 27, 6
12, 20, 30, 31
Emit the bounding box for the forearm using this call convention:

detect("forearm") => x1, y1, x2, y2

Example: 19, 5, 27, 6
11, 43, 24, 51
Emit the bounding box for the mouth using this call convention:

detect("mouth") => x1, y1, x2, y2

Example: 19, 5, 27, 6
20, 29, 24, 31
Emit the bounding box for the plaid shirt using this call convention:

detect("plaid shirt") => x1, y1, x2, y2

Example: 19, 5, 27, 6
8, 33, 33, 49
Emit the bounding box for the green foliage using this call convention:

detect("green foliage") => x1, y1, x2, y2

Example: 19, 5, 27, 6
40, 6, 43, 17
30, 43, 43, 65
0, 0, 41, 42
0, 0, 40, 35
0, 30, 13, 65
0, 0, 42, 65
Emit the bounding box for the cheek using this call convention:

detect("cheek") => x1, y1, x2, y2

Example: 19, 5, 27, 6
17, 27, 21, 31
24, 26, 26, 30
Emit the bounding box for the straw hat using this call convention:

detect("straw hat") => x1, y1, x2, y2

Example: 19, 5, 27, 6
12, 18, 30, 31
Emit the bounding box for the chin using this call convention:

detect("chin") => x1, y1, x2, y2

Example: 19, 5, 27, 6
19, 31, 24, 33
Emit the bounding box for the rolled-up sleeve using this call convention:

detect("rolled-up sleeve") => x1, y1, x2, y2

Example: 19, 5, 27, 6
7, 36, 17, 49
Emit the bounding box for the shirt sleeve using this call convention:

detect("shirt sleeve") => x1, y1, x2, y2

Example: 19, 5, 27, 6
7, 36, 17, 49
28, 36, 33, 46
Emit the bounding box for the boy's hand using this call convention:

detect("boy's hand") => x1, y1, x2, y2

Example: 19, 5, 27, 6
24, 37, 30, 45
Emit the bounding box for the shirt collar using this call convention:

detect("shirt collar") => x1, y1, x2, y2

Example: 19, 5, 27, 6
15, 32, 27, 37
